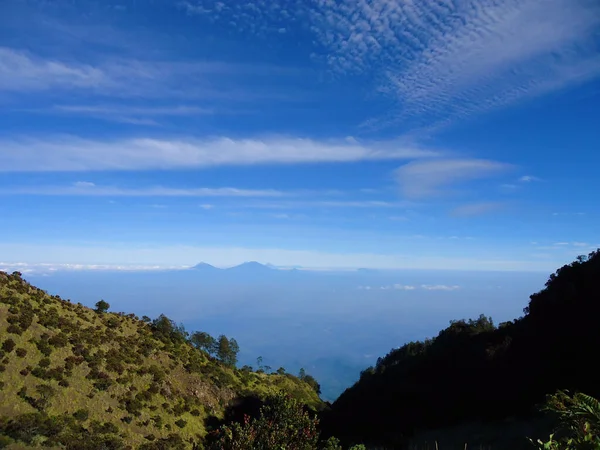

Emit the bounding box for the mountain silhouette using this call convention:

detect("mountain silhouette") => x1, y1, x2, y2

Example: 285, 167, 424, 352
226, 261, 274, 272
190, 262, 220, 271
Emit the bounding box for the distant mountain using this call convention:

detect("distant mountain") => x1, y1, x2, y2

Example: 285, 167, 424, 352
226, 261, 274, 272
190, 262, 220, 271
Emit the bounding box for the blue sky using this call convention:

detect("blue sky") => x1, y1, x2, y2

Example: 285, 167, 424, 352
1, 0, 599, 272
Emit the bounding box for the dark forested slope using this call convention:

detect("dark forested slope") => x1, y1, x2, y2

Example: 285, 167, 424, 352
325, 250, 600, 448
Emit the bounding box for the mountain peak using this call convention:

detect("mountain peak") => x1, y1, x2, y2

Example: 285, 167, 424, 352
190, 262, 219, 270
227, 261, 272, 271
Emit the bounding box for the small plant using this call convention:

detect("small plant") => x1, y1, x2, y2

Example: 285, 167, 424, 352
529, 390, 600, 450
73, 409, 90, 421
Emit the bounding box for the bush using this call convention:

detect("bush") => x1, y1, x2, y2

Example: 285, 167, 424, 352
72, 409, 89, 422
6, 324, 22, 335
1, 339, 16, 353
39, 358, 51, 368
15, 347, 27, 358
205, 393, 319, 450
174, 419, 187, 429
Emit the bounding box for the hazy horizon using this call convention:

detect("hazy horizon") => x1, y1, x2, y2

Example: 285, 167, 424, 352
15, 264, 550, 400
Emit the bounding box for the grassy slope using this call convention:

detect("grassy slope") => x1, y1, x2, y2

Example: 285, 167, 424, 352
0, 271, 321, 449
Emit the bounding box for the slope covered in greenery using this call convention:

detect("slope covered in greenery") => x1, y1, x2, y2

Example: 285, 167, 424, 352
324, 250, 600, 449
0, 271, 322, 449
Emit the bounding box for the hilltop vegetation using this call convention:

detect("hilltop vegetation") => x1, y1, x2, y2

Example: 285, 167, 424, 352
0, 271, 321, 449
324, 250, 600, 448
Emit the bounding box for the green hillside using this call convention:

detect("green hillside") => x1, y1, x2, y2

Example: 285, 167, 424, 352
0, 271, 322, 449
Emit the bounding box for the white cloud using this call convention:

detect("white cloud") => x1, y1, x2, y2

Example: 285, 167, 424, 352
199, 204, 214, 209
393, 284, 416, 290
519, 175, 541, 182
187, 1, 600, 126
0, 47, 299, 101
1, 184, 283, 197
0, 262, 184, 273
395, 158, 511, 198
0, 47, 108, 91
0, 135, 438, 172
309, 0, 600, 125
73, 181, 95, 188
421, 284, 461, 291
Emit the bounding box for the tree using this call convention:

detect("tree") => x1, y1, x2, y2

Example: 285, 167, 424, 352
303, 374, 321, 395
94, 300, 110, 314
190, 331, 217, 356
216, 335, 239, 367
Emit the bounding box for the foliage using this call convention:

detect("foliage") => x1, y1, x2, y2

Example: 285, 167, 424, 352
216, 335, 239, 367
206, 393, 320, 450
529, 391, 600, 449
94, 299, 110, 314
190, 331, 217, 356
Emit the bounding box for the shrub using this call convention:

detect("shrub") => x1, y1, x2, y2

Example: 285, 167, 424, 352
2, 339, 16, 353
72, 409, 89, 421
6, 324, 22, 335
15, 347, 27, 358
174, 419, 187, 429
0, 365, 6, 373
205, 393, 319, 450
39, 358, 51, 368
48, 333, 69, 348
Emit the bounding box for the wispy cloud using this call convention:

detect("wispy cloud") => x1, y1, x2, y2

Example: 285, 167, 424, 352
0, 135, 438, 172
0, 47, 108, 92
238, 200, 412, 210
519, 175, 541, 182
395, 159, 512, 199
533, 241, 596, 252
309, 0, 600, 126
37, 104, 219, 125
0, 47, 302, 102
358, 284, 459, 291
0, 183, 284, 198
421, 284, 461, 291
186, 1, 600, 128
